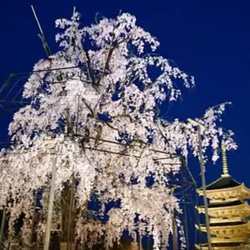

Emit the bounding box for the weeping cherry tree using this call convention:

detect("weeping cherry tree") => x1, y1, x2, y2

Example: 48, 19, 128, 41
0, 10, 237, 249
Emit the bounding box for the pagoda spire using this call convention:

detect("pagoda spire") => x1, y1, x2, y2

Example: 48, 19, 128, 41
221, 140, 230, 178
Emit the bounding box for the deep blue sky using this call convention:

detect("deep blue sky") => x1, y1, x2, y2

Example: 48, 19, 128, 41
1, 0, 250, 187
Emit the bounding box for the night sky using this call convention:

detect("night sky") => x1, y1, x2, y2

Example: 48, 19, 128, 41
0, 1, 250, 200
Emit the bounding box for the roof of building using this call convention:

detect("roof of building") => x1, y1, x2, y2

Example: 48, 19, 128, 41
208, 200, 243, 208
198, 243, 246, 247
209, 221, 246, 226
205, 176, 241, 190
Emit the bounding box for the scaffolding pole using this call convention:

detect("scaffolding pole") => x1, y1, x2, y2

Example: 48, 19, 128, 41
0, 208, 6, 249
197, 126, 212, 250
44, 156, 57, 250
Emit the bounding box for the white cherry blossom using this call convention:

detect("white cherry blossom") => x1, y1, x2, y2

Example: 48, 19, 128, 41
0, 11, 236, 249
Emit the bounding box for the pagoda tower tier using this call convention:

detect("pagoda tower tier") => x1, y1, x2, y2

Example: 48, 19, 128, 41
195, 141, 250, 249
198, 221, 250, 244
197, 200, 250, 223
197, 176, 250, 203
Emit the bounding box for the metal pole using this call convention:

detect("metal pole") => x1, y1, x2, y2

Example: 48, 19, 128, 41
0, 208, 6, 249
197, 126, 212, 250
44, 156, 57, 250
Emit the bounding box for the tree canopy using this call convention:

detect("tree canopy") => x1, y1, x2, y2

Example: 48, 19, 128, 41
0, 11, 237, 249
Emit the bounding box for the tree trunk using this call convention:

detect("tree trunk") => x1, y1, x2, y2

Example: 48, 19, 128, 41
61, 180, 76, 249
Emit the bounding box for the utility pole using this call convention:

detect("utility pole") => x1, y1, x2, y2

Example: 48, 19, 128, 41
188, 119, 212, 250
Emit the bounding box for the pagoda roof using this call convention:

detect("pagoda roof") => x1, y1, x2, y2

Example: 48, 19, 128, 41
197, 179, 250, 201
200, 221, 248, 227
198, 243, 246, 247
197, 200, 244, 210
206, 176, 240, 190
196, 243, 247, 250
208, 200, 243, 208
210, 221, 245, 226
199, 221, 250, 233
198, 201, 250, 221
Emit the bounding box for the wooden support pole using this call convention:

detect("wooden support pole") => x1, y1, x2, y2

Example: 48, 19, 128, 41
44, 157, 57, 250
0, 208, 6, 249
197, 126, 212, 250
29, 191, 38, 249
67, 177, 75, 250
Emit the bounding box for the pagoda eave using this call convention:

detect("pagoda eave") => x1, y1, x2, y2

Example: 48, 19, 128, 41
197, 184, 250, 201
197, 202, 250, 219
195, 243, 247, 250
198, 222, 250, 235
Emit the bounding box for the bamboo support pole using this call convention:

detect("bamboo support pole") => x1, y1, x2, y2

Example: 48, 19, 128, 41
44, 156, 57, 250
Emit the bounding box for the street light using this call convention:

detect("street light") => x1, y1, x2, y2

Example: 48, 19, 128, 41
187, 118, 212, 250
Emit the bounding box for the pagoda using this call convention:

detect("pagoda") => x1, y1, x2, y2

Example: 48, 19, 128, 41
196, 142, 250, 250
